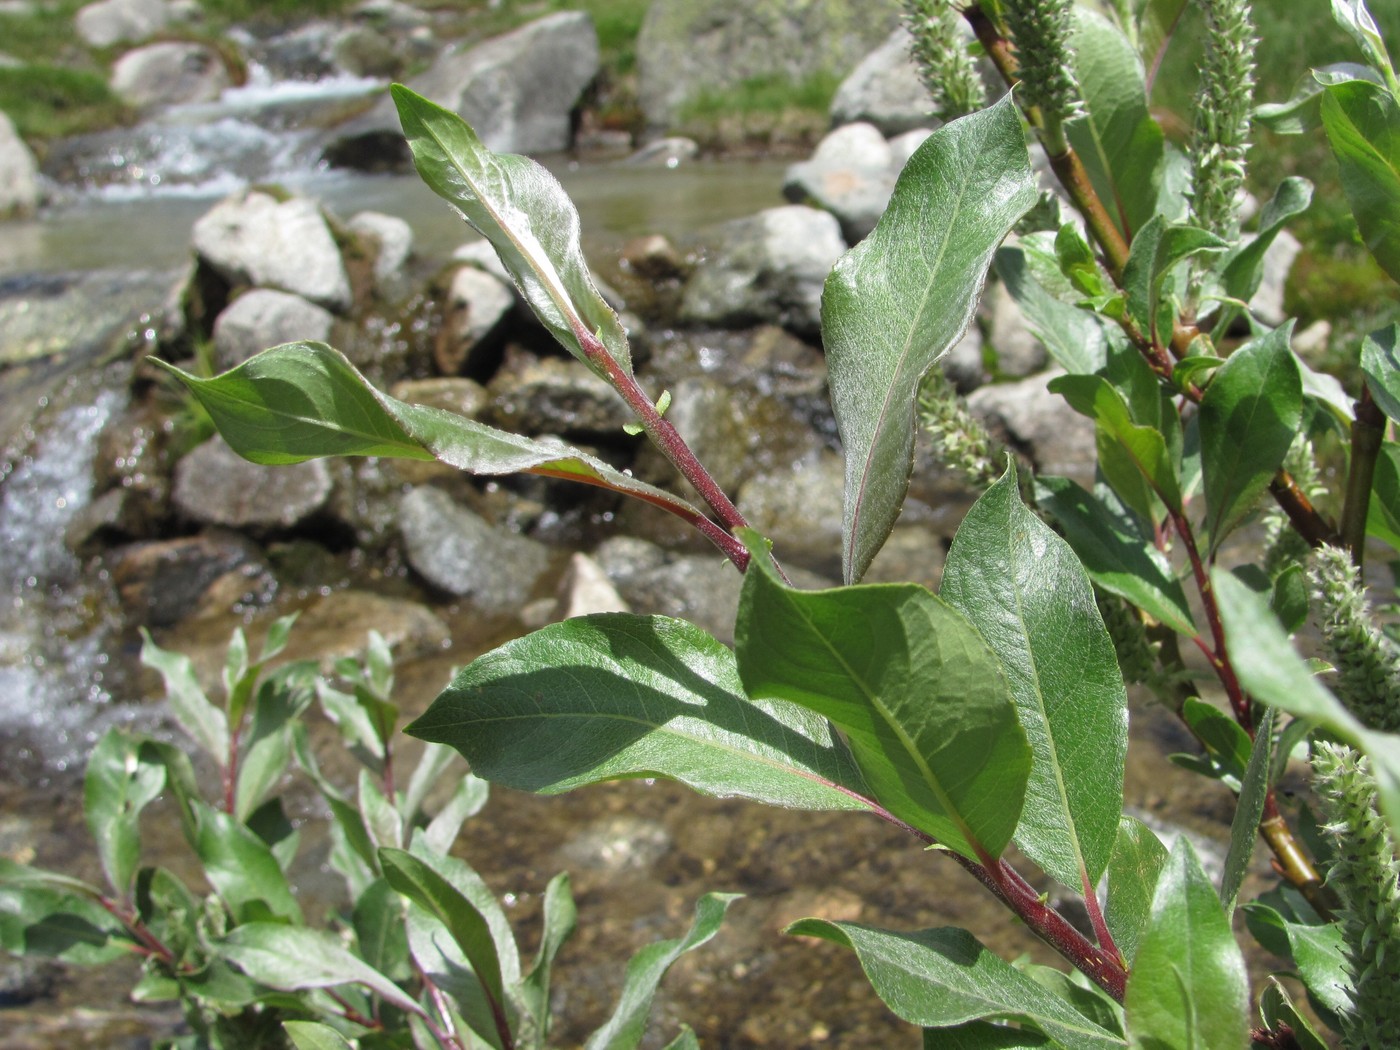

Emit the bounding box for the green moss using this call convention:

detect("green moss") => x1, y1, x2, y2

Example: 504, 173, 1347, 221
0, 65, 132, 141
678, 71, 843, 122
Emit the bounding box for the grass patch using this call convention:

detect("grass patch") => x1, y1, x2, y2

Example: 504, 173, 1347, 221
0, 1, 91, 64
679, 71, 843, 122
0, 65, 132, 141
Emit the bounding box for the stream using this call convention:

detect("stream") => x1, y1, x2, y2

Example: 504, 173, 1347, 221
0, 68, 1259, 1050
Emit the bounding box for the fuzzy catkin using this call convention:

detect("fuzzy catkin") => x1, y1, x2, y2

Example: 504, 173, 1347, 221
1191, 0, 1257, 241
1002, 0, 1080, 141
1308, 545, 1400, 734
917, 366, 999, 490
1312, 741, 1400, 1048
901, 0, 987, 120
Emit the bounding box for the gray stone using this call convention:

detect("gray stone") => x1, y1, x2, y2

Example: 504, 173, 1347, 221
398, 486, 551, 613
0, 111, 39, 219
348, 210, 414, 292
968, 370, 1097, 483
736, 451, 846, 578
172, 438, 334, 530
537, 551, 630, 625
613, 553, 744, 644
590, 535, 669, 586
485, 354, 633, 439
559, 814, 671, 873
111, 42, 231, 109
389, 377, 489, 419
622, 136, 700, 168
452, 239, 514, 288
278, 590, 450, 668
331, 25, 402, 79
1250, 229, 1302, 327
636, 0, 901, 130
1293, 319, 1331, 358
783, 121, 895, 243
212, 289, 334, 370
75, 0, 171, 48
982, 279, 1047, 377
862, 523, 946, 591
620, 233, 687, 281
680, 205, 845, 337
192, 190, 352, 312
889, 127, 933, 169
942, 323, 988, 392
435, 265, 514, 375
108, 531, 275, 627
354, 0, 430, 31
0, 268, 183, 366
830, 27, 935, 136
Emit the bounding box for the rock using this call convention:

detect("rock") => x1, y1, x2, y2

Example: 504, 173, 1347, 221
110, 41, 231, 109
323, 11, 600, 168
862, 523, 946, 591
1250, 228, 1302, 327
435, 265, 514, 375
331, 25, 402, 78
590, 535, 669, 586
354, 0, 430, 32
192, 190, 353, 313
0, 956, 58, 1007
255, 21, 338, 80
486, 354, 633, 439
390, 376, 489, 418
889, 127, 933, 168
559, 814, 671, 873
830, 26, 935, 135
212, 289, 334, 370
942, 323, 987, 392
107, 531, 276, 627
452, 239, 514, 288
783, 121, 895, 243
736, 451, 846, 577
398, 485, 551, 613
967, 370, 1097, 483
982, 279, 1046, 377
172, 438, 334, 530
0, 268, 184, 366
636, 0, 901, 130
278, 590, 450, 668
679, 205, 845, 337
0, 112, 38, 219
74, 0, 171, 47
527, 551, 629, 626
348, 210, 413, 294
620, 234, 687, 281
1293, 319, 1331, 357
622, 136, 700, 168
611, 552, 744, 644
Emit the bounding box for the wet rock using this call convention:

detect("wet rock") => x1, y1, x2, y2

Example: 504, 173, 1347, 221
679, 205, 845, 337
736, 451, 845, 577
0, 956, 58, 1007
620, 234, 687, 281
487, 354, 634, 440
636, 0, 900, 130
783, 121, 895, 243
172, 438, 334, 531
348, 210, 414, 295
390, 376, 489, 418
110, 42, 231, 109
75, 0, 172, 48
435, 265, 514, 376
0, 268, 183, 365
331, 24, 402, 78
398, 485, 551, 613
560, 814, 671, 873
0, 111, 39, 219
278, 590, 450, 668
254, 21, 338, 80
829, 26, 935, 136
967, 370, 1096, 483
1250, 228, 1302, 327
325, 11, 600, 168
108, 531, 275, 627
192, 190, 352, 313
590, 535, 669, 586
68, 402, 176, 546
982, 279, 1046, 377
622, 137, 699, 168
212, 289, 334, 370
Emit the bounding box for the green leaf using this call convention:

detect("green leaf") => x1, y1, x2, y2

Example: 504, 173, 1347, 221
1215, 178, 1314, 313
423, 773, 490, 855
83, 728, 165, 898
1181, 697, 1252, 784
996, 242, 1117, 375
0, 878, 132, 965
1279, 918, 1352, 1017
1124, 837, 1249, 1050
1258, 978, 1331, 1050
661, 1028, 702, 1050
391, 84, 630, 377
1198, 324, 1304, 553
1105, 817, 1169, 966
583, 892, 740, 1050
1368, 440, 1400, 550
408, 613, 869, 812
283, 1022, 355, 1050
234, 665, 315, 823
1035, 476, 1195, 634
787, 921, 1125, 1048
823, 93, 1036, 583
399, 742, 457, 825
140, 628, 228, 760
221, 922, 420, 1015
353, 877, 410, 982
941, 464, 1128, 889
1256, 63, 1380, 135
192, 801, 302, 923
735, 533, 1030, 862
1214, 571, 1400, 841
380, 846, 507, 1023
158, 342, 707, 528
1067, 8, 1167, 238
1362, 323, 1400, 424
1322, 78, 1400, 284
1121, 216, 1227, 342
521, 872, 577, 1045
1220, 707, 1274, 912
1049, 374, 1183, 515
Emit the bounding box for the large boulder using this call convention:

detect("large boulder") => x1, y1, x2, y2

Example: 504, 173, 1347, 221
636, 0, 901, 130
211, 289, 334, 370
323, 11, 599, 169
75, 0, 172, 48
829, 27, 934, 135
110, 42, 231, 109
192, 190, 353, 312
0, 112, 39, 219
783, 121, 896, 243
679, 205, 845, 337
